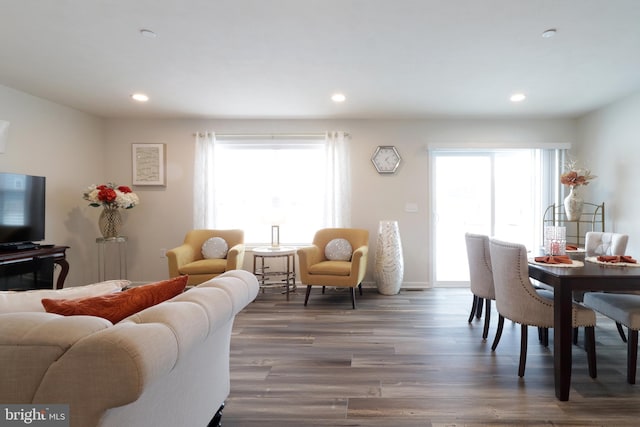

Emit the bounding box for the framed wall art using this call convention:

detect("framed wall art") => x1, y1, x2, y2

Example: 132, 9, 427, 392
132, 143, 166, 186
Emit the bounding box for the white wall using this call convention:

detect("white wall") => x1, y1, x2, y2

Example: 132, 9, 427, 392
0, 84, 581, 288
577, 91, 640, 255
0, 85, 105, 285
104, 117, 577, 287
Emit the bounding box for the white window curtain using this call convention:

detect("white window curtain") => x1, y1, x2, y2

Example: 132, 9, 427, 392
324, 131, 351, 228
193, 132, 216, 229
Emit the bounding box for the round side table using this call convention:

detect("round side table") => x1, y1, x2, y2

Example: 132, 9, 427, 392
252, 246, 297, 300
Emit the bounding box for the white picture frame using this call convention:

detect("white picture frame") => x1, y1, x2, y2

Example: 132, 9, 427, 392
132, 143, 166, 186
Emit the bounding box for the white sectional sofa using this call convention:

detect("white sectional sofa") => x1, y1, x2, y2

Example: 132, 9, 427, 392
0, 270, 258, 427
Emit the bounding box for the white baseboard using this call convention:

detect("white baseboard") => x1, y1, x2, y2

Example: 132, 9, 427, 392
361, 281, 431, 290
128, 278, 433, 290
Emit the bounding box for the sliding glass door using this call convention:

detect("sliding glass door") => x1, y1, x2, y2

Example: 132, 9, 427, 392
432, 150, 541, 286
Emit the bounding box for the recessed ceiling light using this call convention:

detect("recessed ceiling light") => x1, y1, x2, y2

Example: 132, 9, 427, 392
542, 28, 557, 38
140, 29, 157, 38
131, 93, 149, 102
510, 93, 526, 102
331, 93, 346, 103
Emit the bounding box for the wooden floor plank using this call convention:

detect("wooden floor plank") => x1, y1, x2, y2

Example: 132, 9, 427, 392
224, 287, 640, 426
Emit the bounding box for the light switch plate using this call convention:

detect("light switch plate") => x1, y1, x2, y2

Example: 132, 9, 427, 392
405, 202, 418, 212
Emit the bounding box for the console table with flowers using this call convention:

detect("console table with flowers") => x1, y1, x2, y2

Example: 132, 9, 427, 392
83, 183, 138, 281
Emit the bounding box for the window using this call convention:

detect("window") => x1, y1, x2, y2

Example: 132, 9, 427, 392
214, 138, 325, 244
194, 132, 350, 245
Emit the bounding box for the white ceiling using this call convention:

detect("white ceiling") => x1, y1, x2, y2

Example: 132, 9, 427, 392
1, 0, 640, 120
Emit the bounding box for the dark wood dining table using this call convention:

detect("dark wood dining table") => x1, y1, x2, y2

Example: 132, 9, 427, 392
528, 259, 640, 401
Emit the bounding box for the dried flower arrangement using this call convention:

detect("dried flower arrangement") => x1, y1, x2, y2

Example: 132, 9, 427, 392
560, 161, 596, 187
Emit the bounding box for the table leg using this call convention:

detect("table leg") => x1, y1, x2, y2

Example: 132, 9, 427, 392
285, 254, 290, 300
252, 255, 263, 291
98, 242, 105, 282
120, 243, 127, 279
554, 284, 573, 401
291, 253, 296, 291
54, 259, 69, 289
252, 255, 256, 278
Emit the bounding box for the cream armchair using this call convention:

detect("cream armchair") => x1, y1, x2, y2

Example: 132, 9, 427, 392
167, 229, 245, 286
297, 228, 369, 309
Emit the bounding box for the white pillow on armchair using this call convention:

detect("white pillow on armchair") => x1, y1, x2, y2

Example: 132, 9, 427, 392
0, 279, 130, 314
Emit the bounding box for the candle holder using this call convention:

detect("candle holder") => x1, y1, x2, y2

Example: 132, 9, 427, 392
271, 225, 280, 248
544, 226, 566, 255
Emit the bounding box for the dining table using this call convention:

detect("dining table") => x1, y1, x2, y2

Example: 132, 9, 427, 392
528, 258, 640, 401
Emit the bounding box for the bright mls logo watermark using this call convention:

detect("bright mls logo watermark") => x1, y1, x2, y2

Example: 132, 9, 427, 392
0, 405, 68, 426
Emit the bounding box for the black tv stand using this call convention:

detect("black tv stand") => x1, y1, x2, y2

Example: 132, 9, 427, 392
0, 246, 69, 290
16, 243, 38, 250
0, 242, 39, 252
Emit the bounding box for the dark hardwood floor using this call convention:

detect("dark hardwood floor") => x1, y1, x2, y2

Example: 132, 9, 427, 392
224, 286, 640, 426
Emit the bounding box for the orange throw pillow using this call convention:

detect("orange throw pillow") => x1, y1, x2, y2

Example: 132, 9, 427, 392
41, 276, 188, 324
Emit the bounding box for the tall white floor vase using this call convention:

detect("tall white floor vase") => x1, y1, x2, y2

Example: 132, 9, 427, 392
374, 220, 404, 295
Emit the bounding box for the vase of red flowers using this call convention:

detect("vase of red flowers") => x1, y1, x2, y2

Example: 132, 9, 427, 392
83, 183, 139, 238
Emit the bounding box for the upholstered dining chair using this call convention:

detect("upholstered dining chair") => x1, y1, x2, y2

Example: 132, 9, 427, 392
297, 228, 369, 309
489, 238, 597, 378
585, 231, 629, 258
582, 231, 630, 342
583, 292, 640, 384
464, 233, 503, 348
167, 229, 245, 286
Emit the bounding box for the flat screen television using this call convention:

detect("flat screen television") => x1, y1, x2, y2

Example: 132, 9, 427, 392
0, 173, 46, 249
